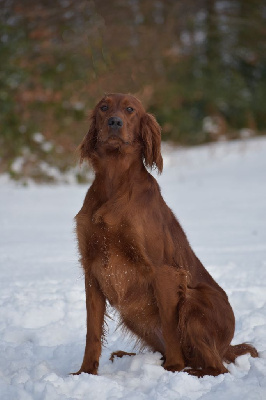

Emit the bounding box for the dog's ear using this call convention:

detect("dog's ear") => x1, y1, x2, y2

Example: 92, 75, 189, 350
140, 113, 163, 173
78, 112, 97, 164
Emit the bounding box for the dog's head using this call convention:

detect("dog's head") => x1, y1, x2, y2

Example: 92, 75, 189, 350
78, 93, 163, 173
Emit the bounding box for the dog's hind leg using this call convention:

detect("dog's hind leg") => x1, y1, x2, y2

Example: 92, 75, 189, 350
179, 283, 234, 377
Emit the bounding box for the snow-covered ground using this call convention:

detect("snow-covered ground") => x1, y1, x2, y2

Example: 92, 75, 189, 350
0, 138, 266, 400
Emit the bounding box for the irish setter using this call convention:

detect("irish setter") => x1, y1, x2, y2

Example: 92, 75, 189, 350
74, 93, 257, 377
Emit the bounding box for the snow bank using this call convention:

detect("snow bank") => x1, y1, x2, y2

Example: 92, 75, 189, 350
0, 138, 266, 399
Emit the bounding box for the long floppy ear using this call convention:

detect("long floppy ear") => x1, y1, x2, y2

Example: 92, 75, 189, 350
78, 112, 97, 164
140, 113, 163, 173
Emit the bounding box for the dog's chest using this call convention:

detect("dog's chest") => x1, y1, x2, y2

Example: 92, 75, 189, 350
77, 209, 151, 305
95, 253, 138, 305
89, 225, 147, 305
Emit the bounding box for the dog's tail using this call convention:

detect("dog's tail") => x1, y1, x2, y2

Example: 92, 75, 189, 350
224, 343, 258, 363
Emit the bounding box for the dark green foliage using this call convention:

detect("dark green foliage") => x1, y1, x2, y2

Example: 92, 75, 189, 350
0, 0, 265, 181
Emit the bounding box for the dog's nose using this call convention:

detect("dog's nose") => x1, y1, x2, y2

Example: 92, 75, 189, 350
108, 116, 123, 129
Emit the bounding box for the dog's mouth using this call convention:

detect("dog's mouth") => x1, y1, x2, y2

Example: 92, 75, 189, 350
97, 130, 131, 147
105, 135, 130, 146
108, 135, 122, 141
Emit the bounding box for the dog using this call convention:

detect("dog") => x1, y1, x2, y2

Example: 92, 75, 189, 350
73, 93, 258, 377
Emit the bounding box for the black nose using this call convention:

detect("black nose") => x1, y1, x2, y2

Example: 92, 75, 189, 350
108, 116, 123, 129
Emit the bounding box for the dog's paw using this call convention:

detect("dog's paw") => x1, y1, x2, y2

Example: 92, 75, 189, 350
70, 361, 99, 376
110, 350, 136, 362
163, 362, 185, 373
70, 368, 97, 376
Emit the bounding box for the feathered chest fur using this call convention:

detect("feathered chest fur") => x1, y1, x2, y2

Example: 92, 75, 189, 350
76, 212, 152, 307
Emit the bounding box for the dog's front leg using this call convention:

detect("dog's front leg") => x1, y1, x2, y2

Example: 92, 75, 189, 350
73, 273, 106, 375
153, 265, 187, 372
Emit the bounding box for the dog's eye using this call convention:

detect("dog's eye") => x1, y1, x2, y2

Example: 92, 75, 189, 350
100, 105, 108, 111
126, 107, 134, 113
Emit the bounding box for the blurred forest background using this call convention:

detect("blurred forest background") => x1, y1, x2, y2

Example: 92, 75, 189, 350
0, 0, 266, 183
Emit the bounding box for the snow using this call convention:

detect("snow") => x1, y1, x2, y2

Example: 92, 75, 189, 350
1, 137, 266, 400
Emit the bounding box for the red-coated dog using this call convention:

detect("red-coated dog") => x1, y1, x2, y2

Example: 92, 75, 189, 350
74, 93, 257, 377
